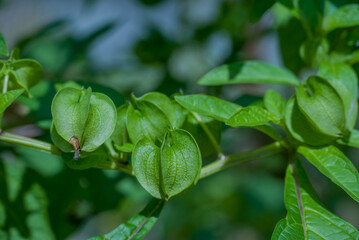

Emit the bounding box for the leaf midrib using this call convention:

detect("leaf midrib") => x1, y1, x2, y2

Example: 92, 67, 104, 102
293, 166, 308, 240
128, 200, 164, 240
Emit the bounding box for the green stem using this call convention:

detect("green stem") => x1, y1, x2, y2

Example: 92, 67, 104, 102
0, 131, 134, 176
191, 112, 223, 156
0, 131, 62, 155
3, 74, 8, 93
200, 141, 284, 179
104, 140, 120, 161
0, 113, 3, 132
0, 74, 9, 130
0, 132, 284, 179
95, 160, 133, 176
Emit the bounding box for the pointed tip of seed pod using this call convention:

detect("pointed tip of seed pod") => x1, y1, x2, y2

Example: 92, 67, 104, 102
69, 136, 81, 160
73, 149, 81, 160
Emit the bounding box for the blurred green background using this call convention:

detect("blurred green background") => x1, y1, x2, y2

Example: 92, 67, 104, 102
1, 0, 359, 239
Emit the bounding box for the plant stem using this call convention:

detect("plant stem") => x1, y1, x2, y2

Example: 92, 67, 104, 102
0, 131, 134, 176
3, 74, 9, 93
95, 160, 134, 176
0, 113, 3, 132
0, 131, 62, 155
0, 74, 9, 130
0, 132, 284, 179
191, 112, 223, 156
104, 140, 120, 161
199, 141, 284, 179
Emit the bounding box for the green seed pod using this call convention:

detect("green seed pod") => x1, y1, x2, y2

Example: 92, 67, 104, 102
51, 87, 117, 159
285, 97, 336, 146
132, 129, 202, 200
0, 59, 42, 97
139, 92, 186, 129
295, 76, 346, 137
300, 38, 329, 67
126, 95, 171, 144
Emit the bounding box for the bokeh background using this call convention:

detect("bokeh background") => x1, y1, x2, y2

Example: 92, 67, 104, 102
1, 0, 359, 239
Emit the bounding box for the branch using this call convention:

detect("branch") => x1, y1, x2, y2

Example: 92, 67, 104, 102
0, 132, 284, 179
200, 141, 284, 179
0, 131, 133, 176
0, 131, 61, 155
95, 160, 133, 176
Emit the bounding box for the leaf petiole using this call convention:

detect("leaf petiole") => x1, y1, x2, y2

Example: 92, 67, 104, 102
200, 141, 284, 179
191, 111, 223, 156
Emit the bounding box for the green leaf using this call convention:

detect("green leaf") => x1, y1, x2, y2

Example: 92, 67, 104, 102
245, 0, 276, 23
298, 145, 359, 203
329, 50, 359, 65
132, 129, 201, 200
126, 100, 171, 144
4, 159, 25, 202
139, 92, 183, 128
324, 4, 359, 32
0, 70, 23, 95
111, 104, 129, 146
10, 48, 20, 60
271, 219, 303, 240
10, 59, 43, 97
318, 62, 358, 131
51, 87, 117, 156
295, 76, 346, 137
274, 8, 307, 74
272, 160, 359, 239
0, 201, 5, 228
347, 50, 359, 65
175, 94, 241, 122
277, 0, 293, 9
253, 124, 282, 141
318, 62, 358, 98
0, 33, 9, 57
0, 160, 55, 239
225, 103, 282, 140
285, 97, 336, 146
182, 113, 222, 157
15, 145, 63, 178
172, 99, 187, 129
0, 89, 24, 114
294, 0, 325, 35
226, 106, 278, 127
329, 79, 357, 132
115, 142, 134, 153
89, 198, 165, 240
338, 129, 359, 148
23, 184, 55, 240
299, 38, 329, 67
264, 90, 286, 118
198, 61, 300, 86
